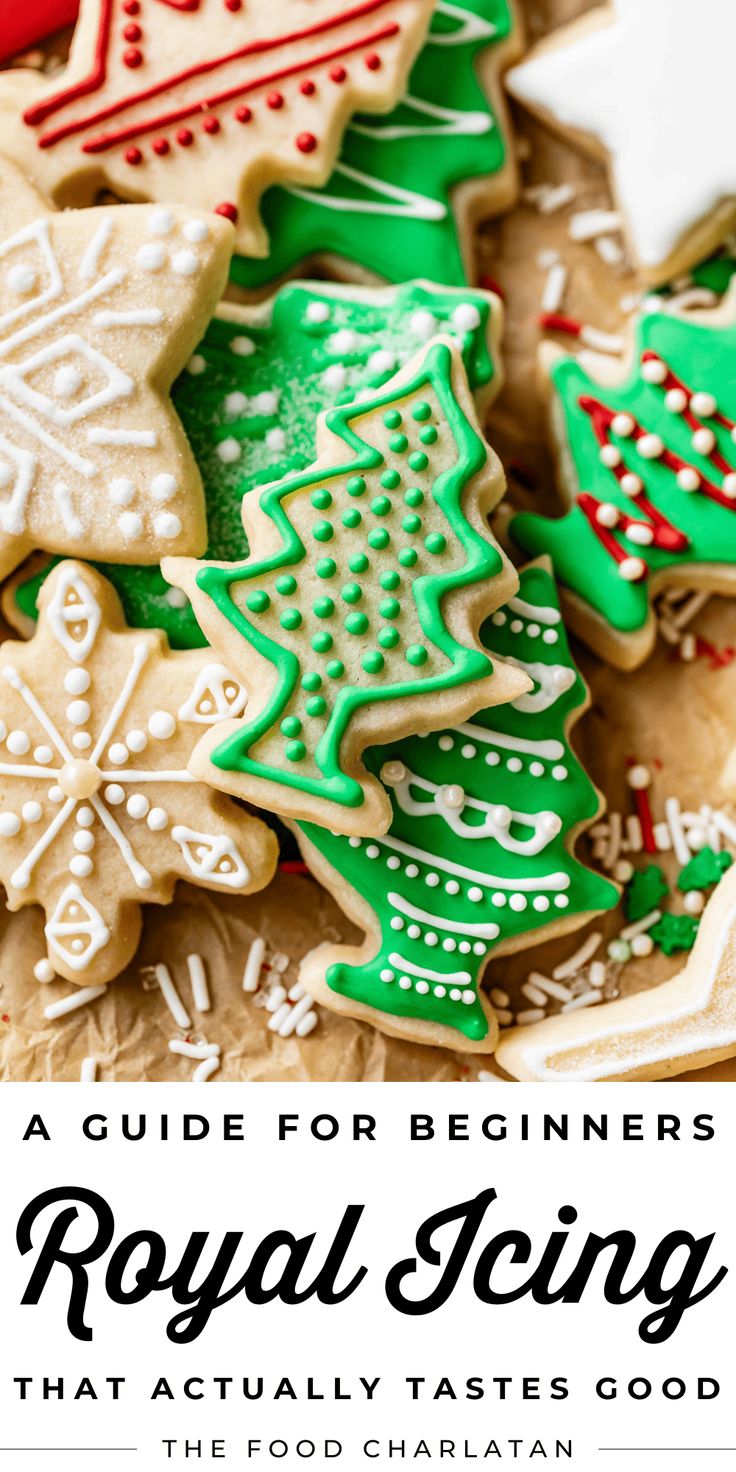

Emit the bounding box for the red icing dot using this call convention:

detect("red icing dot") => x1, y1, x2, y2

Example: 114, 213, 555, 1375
123, 22, 142, 40
125, 146, 143, 165
152, 137, 170, 155
177, 127, 194, 146
203, 116, 220, 134
123, 46, 143, 67
123, 0, 139, 12
215, 201, 238, 223
266, 91, 284, 110
364, 51, 381, 70
296, 132, 317, 153
300, 79, 316, 96
234, 104, 252, 123
329, 64, 347, 83
225, 0, 242, 9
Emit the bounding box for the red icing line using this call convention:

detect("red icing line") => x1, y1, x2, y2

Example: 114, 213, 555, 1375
640, 349, 736, 484
538, 311, 582, 338
26, 0, 397, 139
579, 395, 690, 553
576, 493, 648, 578
634, 788, 657, 854
279, 860, 310, 876
479, 273, 505, 300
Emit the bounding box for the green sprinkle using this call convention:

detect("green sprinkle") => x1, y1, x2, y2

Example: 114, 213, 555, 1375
371, 495, 392, 516
313, 631, 333, 653
368, 528, 390, 550
380, 570, 400, 591
306, 695, 327, 717
342, 582, 362, 604
425, 532, 446, 555
389, 433, 408, 453
316, 557, 336, 579
378, 626, 400, 650
343, 508, 362, 529
409, 450, 429, 472
380, 469, 401, 490
285, 739, 307, 763
362, 650, 385, 674
326, 659, 345, 679
345, 611, 369, 635
276, 574, 297, 596
383, 409, 402, 429
302, 672, 322, 692
406, 643, 428, 666
280, 608, 302, 630
313, 519, 334, 543
311, 488, 332, 510
346, 475, 366, 497
246, 590, 270, 613
280, 715, 302, 737
404, 487, 424, 508
399, 547, 418, 567
313, 596, 335, 618
402, 514, 421, 534
412, 401, 431, 422
419, 425, 438, 445
379, 597, 400, 618
349, 552, 369, 574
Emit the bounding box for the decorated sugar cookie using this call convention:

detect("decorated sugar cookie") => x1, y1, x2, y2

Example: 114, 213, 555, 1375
0, 0, 78, 64
506, 0, 736, 285
164, 338, 526, 836
7, 279, 503, 648
512, 289, 736, 670
232, 0, 522, 292
0, 156, 232, 582
495, 859, 736, 1082
0, 0, 433, 257
296, 563, 618, 1052
0, 560, 277, 987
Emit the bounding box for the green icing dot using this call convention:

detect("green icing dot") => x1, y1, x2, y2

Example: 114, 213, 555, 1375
368, 528, 390, 550
412, 401, 431, 422
281, 715, 302, 737
409, 450, 429, 472
313, 520, 334, 542
342, 582, 362, 604
379, 596, 400, 618
362, 650, 385, 674
389, 433, 408, 453
419, 425, 438, 445
425, 532, 447, 554
380, 570, 400, 591
285, 740, 306, 762
313, 596, 334, 618
404, 487, 424, 507
399, 547, 418, 567
313, 631, 333, 653
378, 626, 400, 650
371, 495, 392, 516
346, 475, 366, 497
343, 508, 362, 529
246, 590, 270, 613
311, 489, 332, 510
275, 574, 297, 596
406, 643, 428, 666
302, 672, 322, 692
306, 695, 327, 717
402, 514, 421, 534
349, 552, 369, 573
345, 611, 369, 635
383, 409, 402, 429
326, 659, 345, 679
280, 608, 302, 630
381, 469, 401, 490
316, 558, 336, 579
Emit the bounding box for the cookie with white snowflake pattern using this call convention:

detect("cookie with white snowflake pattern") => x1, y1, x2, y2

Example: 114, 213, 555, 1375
0, 155, 233, 581
0, 0, 433, 258
0, 560, 277, 986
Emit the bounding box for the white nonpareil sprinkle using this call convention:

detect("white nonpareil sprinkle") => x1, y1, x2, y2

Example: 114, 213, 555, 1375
541, 261, 568, 314
193, 1055, 220, 1083
169, 1039, 221, 1060
243, 935, 265, 993
552, 931, 603, 980
80, 1057, 97, 1083
44, 985, 107, 1021
568, 208, 623, 241
620, 909, 662, 941
154, 963, 191, 1030
562, 989, 603, 1013
187, 953, 210, 1013
33, 958, 55, 984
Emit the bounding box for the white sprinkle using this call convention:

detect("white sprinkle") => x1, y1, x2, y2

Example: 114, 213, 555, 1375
625, 814, 644, 855
274, 993, 315, 1037
80, 1056, 97, 1082
296, 1011, 318, 1038
187, 953, 210, 1013
265, 985, 288, 1013
541, 261, 567, 314
288, 982, 306, 1002
521, 980, 548, 1007
532, 181, 577, 214
665, 287, 719, 313
33, 958, 55, 984
595, 235, 625, 267
496, 1008, 514, 1027
588, 961, 607, 989
603, 811, 622, 871
620, 908, 662, 941
44, 985, 107, 1020
193, 1055, 220, 1082
242, 936, 265, 993
665, 795, 691, 866
490, 987, 510, 1008
516, 1007, 546, 1025
169, 1039, 221, 1060
154, 963, 191, 1030
552, 931, 602, 980
653, 821, 672, 851
579, 324, 624, 354
525, 971, 572, 1004
569, 208, 623, 242
536, 248, 560, 269
562, 989, 603, 1013
267, 1001, 291, 1033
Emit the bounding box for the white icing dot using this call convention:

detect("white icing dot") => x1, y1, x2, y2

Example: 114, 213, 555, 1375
691, 391, 717, 417
405, 863, 418, 878
611, 413, 635, 436
64, 668, 90, 696
331, 328, 360, 356
474, 938, 490, 952
449, 987, 462, 1002
530, 761, 544, 777
66, 699, 90, 726
266, 428, 287, 452
526, 623, 541, 638
390, 916, 404, 931
305, 300, 330, 324
621, 471, 643, 497
596, 502, 619, 528
554, 895, 569, 909
108, 477, 134, 506
8, 263, 37, 294
510, 894, 527, 912
126, 794, 150, 819
425, 873, 440, 888
154, 512, 182, 540
485, 751, 500, 766
461, 743, 476, 759
148, 207, 174, 236
230, 335, 256, 357
425, 932, 438, 947
433, 985, 446, 998
459, 941, 471, 954
73, 732, 92, 750
723, 473, 736, 499
552, 764, 568, 781
637, 433, 664, 459
49, 786, 63, 804
626, 523, 654, 546
70, 854, 93, 877
172, 249, 199, 276
380, 759, 406, 786
399, 976, 412, 991
618, 556, 647, 581
322, 364, 347, 392
415, 981, 430, 995
151, 473, 177, 502
676, 467, 700, 491
600, 444, 621, 468
664, 388, 687, 413
438, 735, 454, 752
506, 757, 522, 773
21, 800, 42, 823
53, 364, 83, 399
184, 218, 209, 243
409, 309, 437, 340
34, 958, 55, 983
217, 438, 241, 464
542, 629, 558, 644
379, 968, 395, 983
468, 886, 483, 903
108, 743, 128, 765
34, 745, 53, 764
445, 880, 459, 895
105, 784, 125, 804
187, 355, 206, 375
74, 830, 95, 853
253, 391, 279, 416
148, 711, 176, 739
118, 511, 143, 539
440, 784, 464, 810
147, 807, 169, 831
368, 348, 395, 375
641, 356, 666, 384
510, 619, 523, 633
533, 896, 550, 912
366, 844, 379, 859
165, 587, 188, 609
386, 855, 401, 871
442, 938, 457, 953
7, 731, 29, 755
137, 242, 165, 271
76, 807, 94, 827
452, 302, 481, 331
491, 610, 506, 626
0, 812, 20, 836
126, 729, 147, 753
462, 989, 476, 1005
692, 427, 715, 455
225, 391, 248, 415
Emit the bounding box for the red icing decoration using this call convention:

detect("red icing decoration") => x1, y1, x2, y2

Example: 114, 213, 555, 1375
538, 311, 582, 338
124, 145, 143, 163
176, 126, 194, 144
300, 79, 316, 95
123, 21, 142, 40
123, 45, 143, 67
215, 201, 238, 222
296, 131, 317, 152
266, 91, 284, 109
579, 396, 689, 553
364, 50, 381, 68
123, 0, 139, 13
203, 115, 220, 133
225, 0, 242, 10
235, 104, 252, 122
329, 64, 347, 82
152, 136, 170, 153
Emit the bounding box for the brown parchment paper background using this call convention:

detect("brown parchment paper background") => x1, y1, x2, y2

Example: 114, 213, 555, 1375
1, 0, 735, 1081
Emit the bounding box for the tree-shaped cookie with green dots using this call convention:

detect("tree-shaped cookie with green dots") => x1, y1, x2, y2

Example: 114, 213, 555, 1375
295, 561, 619, 1053
512, 287, 736, 669
165, 338, 527, 836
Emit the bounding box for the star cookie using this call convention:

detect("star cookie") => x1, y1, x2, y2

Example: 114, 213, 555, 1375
506, 0, 736, 285
0, 0, 434, 257
0, 560, 277, 986
0, 156, 233, 582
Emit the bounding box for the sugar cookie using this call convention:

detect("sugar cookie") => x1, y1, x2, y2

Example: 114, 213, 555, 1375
164, 337, 527, 836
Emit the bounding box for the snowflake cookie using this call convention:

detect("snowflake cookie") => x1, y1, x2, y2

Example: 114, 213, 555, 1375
0, 0, 433, 257
0, 561, 277, 986
0, 156, 233, 582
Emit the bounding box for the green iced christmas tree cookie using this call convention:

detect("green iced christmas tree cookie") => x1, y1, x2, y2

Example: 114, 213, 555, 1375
296, 563, 619, 1052
9, 280, 501, 649
512, 291, 736, 669
164, 338, 524, 835
231, 0, 520, 292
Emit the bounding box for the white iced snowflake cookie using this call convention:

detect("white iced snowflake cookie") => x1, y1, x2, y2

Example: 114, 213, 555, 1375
0, 561, 278, 986
0, 155, 233, 581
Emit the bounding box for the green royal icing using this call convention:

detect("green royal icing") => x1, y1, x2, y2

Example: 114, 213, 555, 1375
14, 281, 497, 649
197, 339, 503, 809
230, 0, 514, 292
299, 564, 619, 1042
512, 303, 736, 640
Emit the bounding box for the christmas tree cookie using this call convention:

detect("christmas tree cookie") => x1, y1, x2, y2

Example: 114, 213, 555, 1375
512, 290, 736, 670
232, 0, 522, 291
296, 562, 618, 1052
0, 0, 433, 258
0, 561, 277, 988
7, 279, 503, 649
164, 338, 526, 836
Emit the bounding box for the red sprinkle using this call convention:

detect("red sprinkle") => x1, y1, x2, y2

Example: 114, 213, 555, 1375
1, 1015, 9, 1024
177, 127, 194, 146
203, 116, 220, 134
266, 91, 284, 110
364, 51, 381, 69
300, 79, 316, 95
234, 104, 252, 123
123, 22, 141, 41
123, 46, 143, 68
479, 272, 505, 301
296, 131, 317, 153
152, 137, 170, 155
279, 860, 311, 876
329, 64, 347, 83
124, 146, 143, 165
215, 201, 238, 223
538, 311, 582, 338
